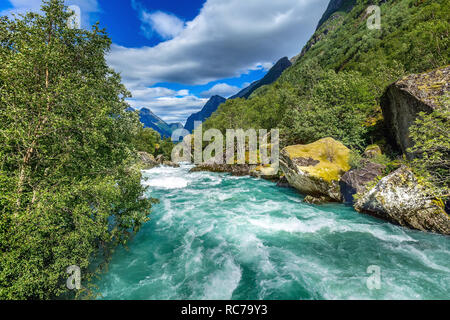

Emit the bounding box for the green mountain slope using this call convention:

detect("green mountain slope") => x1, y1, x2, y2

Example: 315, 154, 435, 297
203, 0, 449, 150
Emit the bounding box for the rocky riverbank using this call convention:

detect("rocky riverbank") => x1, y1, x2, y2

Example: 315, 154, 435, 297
189, 67, 449, 235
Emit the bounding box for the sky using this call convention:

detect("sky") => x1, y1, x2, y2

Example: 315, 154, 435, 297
0, 0, 329, 124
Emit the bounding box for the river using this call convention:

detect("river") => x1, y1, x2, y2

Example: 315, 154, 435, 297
96, 164, 450, 299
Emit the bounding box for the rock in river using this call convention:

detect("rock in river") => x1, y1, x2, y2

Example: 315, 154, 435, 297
279, 137, 351, 202
340, 161, 385, 205
355, 166, 450, 235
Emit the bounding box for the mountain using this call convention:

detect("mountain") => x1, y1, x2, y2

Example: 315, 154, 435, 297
230, 57, 292, 100
137, 108, 174, 138
184, 57, 292, 132
202, 0, 448, 146
185, 95, 227, 133
316, 0, 356, 30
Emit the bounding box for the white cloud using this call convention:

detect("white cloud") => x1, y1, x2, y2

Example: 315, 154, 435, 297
132, 0, 185, 40
1, 0, 100, 28
108, 0, 329, 89
141, 11, 185, 40
127, 94, 207, 124
200, 83, 240, 98
131, 87, 190, 99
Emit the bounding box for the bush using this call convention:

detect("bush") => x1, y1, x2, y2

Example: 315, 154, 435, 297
409, 107, 450, 198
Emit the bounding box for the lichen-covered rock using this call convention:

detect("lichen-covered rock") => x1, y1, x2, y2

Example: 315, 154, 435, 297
279, 137, 351, 201
340, 161, 385, 205
355, 166, 450, 235
304, 195, 329, 205
250, 165, 279, 180
138, 151, 158, 169
381, 66, 449, 157
364, 145, 382, 159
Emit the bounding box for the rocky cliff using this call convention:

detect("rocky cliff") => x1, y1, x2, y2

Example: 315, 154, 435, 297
381, 66, 450, 157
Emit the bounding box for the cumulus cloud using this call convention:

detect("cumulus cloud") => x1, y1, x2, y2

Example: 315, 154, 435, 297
131, 87, 189, 99
200, 83, 241, 98
108, 0, 329, 89
1, 0, 100, 28
141, 11, 186, 40
132, 0, 185, 40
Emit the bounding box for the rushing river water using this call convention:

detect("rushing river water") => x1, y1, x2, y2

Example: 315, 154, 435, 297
97, 164, 450, 300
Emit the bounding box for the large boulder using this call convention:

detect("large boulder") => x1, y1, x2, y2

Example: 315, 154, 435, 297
138, 152, 179, 169
381, 66, 449, 157
340, 161, 385, 205
279, 138, 351, 201
156, 155, 180, 168
355, 166, 450, 235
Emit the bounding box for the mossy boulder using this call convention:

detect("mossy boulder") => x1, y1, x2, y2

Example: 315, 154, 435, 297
280, 137, 351, 201
355, 166, 450, 235
381, 66, 449, 158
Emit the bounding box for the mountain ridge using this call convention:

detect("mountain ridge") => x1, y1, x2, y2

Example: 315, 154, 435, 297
230, 57, 292, 100
184, 56, 293, 133
127, 107, 179, 139
184, 95, 227, 133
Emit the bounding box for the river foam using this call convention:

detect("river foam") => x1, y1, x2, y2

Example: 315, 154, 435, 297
97, 164, 450, 300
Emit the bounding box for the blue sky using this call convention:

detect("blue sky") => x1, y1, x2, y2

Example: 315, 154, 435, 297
0, 0, 329, 124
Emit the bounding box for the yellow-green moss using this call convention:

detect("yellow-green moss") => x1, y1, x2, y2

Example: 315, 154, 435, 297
284, 137, 350, 182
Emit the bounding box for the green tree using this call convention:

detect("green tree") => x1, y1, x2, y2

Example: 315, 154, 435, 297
157, 137, 175, 159
132, 126, 161, 155
280, 70, 378, 149
0, 0, 153, 299
409, 106, 450, 198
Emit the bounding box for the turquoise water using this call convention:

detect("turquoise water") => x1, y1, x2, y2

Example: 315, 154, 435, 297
97, 164, 450, 300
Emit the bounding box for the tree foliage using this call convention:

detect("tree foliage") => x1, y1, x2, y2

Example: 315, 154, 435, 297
0, 0, 153, 299
409, 106, 450, 198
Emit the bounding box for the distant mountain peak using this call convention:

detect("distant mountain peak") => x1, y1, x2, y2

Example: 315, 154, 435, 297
133, 107, 175, 139
316, 0, 356, 30
183, 57, 292, 132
